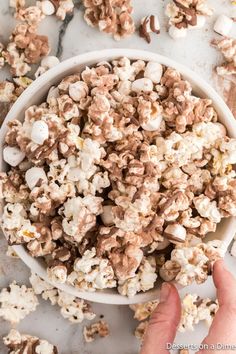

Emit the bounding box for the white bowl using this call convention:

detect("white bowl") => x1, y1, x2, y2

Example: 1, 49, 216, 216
1, 49, 236, 305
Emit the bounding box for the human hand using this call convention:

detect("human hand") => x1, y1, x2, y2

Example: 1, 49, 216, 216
140, 260, 236, 354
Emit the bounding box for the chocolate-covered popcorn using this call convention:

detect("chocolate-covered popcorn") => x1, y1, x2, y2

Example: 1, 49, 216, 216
1, 57, 236, 297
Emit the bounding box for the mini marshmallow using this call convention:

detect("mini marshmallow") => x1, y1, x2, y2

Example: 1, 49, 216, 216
144, 62, 163, 84
101, 205, 114, 226
141, 114, 163, 132
132, 78, 153, 93
3, 146, 25, 167
31, 120, 49, 145
69, 81, 89, 102
213, 15, 233, 37
40, 0, 55, 15
168, 25, 187, 39
41, 56, 60, 69
189, 15, 206, 29
164, 224, 187, 243
25, 167, 48, 190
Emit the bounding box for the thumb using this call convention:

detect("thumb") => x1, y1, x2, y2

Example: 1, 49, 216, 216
197, 260, 236, 354
140, 283, 181, 354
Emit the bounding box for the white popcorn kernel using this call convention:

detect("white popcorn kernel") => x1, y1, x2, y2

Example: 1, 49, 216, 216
69, 81, 89, 102
40, 0, 55, 15
101, 205, 114, 226
132, 78, 153, 93
41, 55, 60, 69
25, 167, 48, 190
31, 120, 49, 145
189, 15, 206, 29
67, 167, 81, 182
141, 114, 163, 132
144, 62, 163, 84
213, 15, 233, 37
3, 146, 25, 167
164, 224, 187, 243
168, 25, 187, 39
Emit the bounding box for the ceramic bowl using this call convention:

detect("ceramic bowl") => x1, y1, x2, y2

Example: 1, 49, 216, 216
1, 49, 236, 305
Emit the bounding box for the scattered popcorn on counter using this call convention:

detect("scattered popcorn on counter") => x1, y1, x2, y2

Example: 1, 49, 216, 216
82, 0, 135, 40
0, 281, 38, 324
1, 57, 236, 297
213, 37, 236, 76
129, 301, 158, 321
166, 0, 213, 39
3, 329, 58, 354
29, 273, 96, 323
83, 320, 110, 342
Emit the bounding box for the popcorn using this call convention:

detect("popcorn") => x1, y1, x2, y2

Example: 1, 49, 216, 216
51, 0, 75, 21
118, 256, 157, 297
30, 273, 96, 323
83, 320, 109, 342
68, 248, 117, 291
130, 301, 158, 321
166, 0, 213, 38
134, 321, 148, 341
3, 329, 58, 354
160, 241, 224, 286
35, 56, 60, 78
2, 58, 236, 297
213, 37, 236, 76
0, 281, 38, 324
179, 294, 219, 332
139, 15, 160, 43
83, 0, 135, 40
214, 14, 233, 36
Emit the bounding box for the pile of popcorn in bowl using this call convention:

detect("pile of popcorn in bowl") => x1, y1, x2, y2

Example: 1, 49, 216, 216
1, 56, 236, 299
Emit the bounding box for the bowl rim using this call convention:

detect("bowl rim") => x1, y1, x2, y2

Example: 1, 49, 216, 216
1, 48, 236, 305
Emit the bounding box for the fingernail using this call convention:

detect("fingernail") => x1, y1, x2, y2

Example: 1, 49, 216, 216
160, 282, 171, 303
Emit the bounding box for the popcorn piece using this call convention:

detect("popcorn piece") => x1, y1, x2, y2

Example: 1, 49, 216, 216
25, 167, 48, 189
3, 329, 58, 354
68, 248, 116, 291
160, 241, 224, 286
118, 257, 157, 297
213, 37, 236, 76
130, 301, 158, 321
29, 273, 96, 323
47, 263, 68, 284
214, 14, 233, 37
134, 321, 148, 341
35, 56, 60, 78
194, 195, 221, 223
69, 81, 89, 102
179, 293, 219, 332
83, 320, 109, 342
6, 246, 19, 258
51, 0, 75, 20
166, 0, 212, 37
0, 281, 38, 324
139, 15, 160, 43
83, 0, 135, 40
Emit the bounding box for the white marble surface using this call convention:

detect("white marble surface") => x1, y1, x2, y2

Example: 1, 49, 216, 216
1, 0, 236, 353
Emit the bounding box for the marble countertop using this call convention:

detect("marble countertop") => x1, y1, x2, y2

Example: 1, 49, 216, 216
1, 1, 236, 353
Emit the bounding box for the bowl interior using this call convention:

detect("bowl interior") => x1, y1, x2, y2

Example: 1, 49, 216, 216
1, 49, 236, 305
